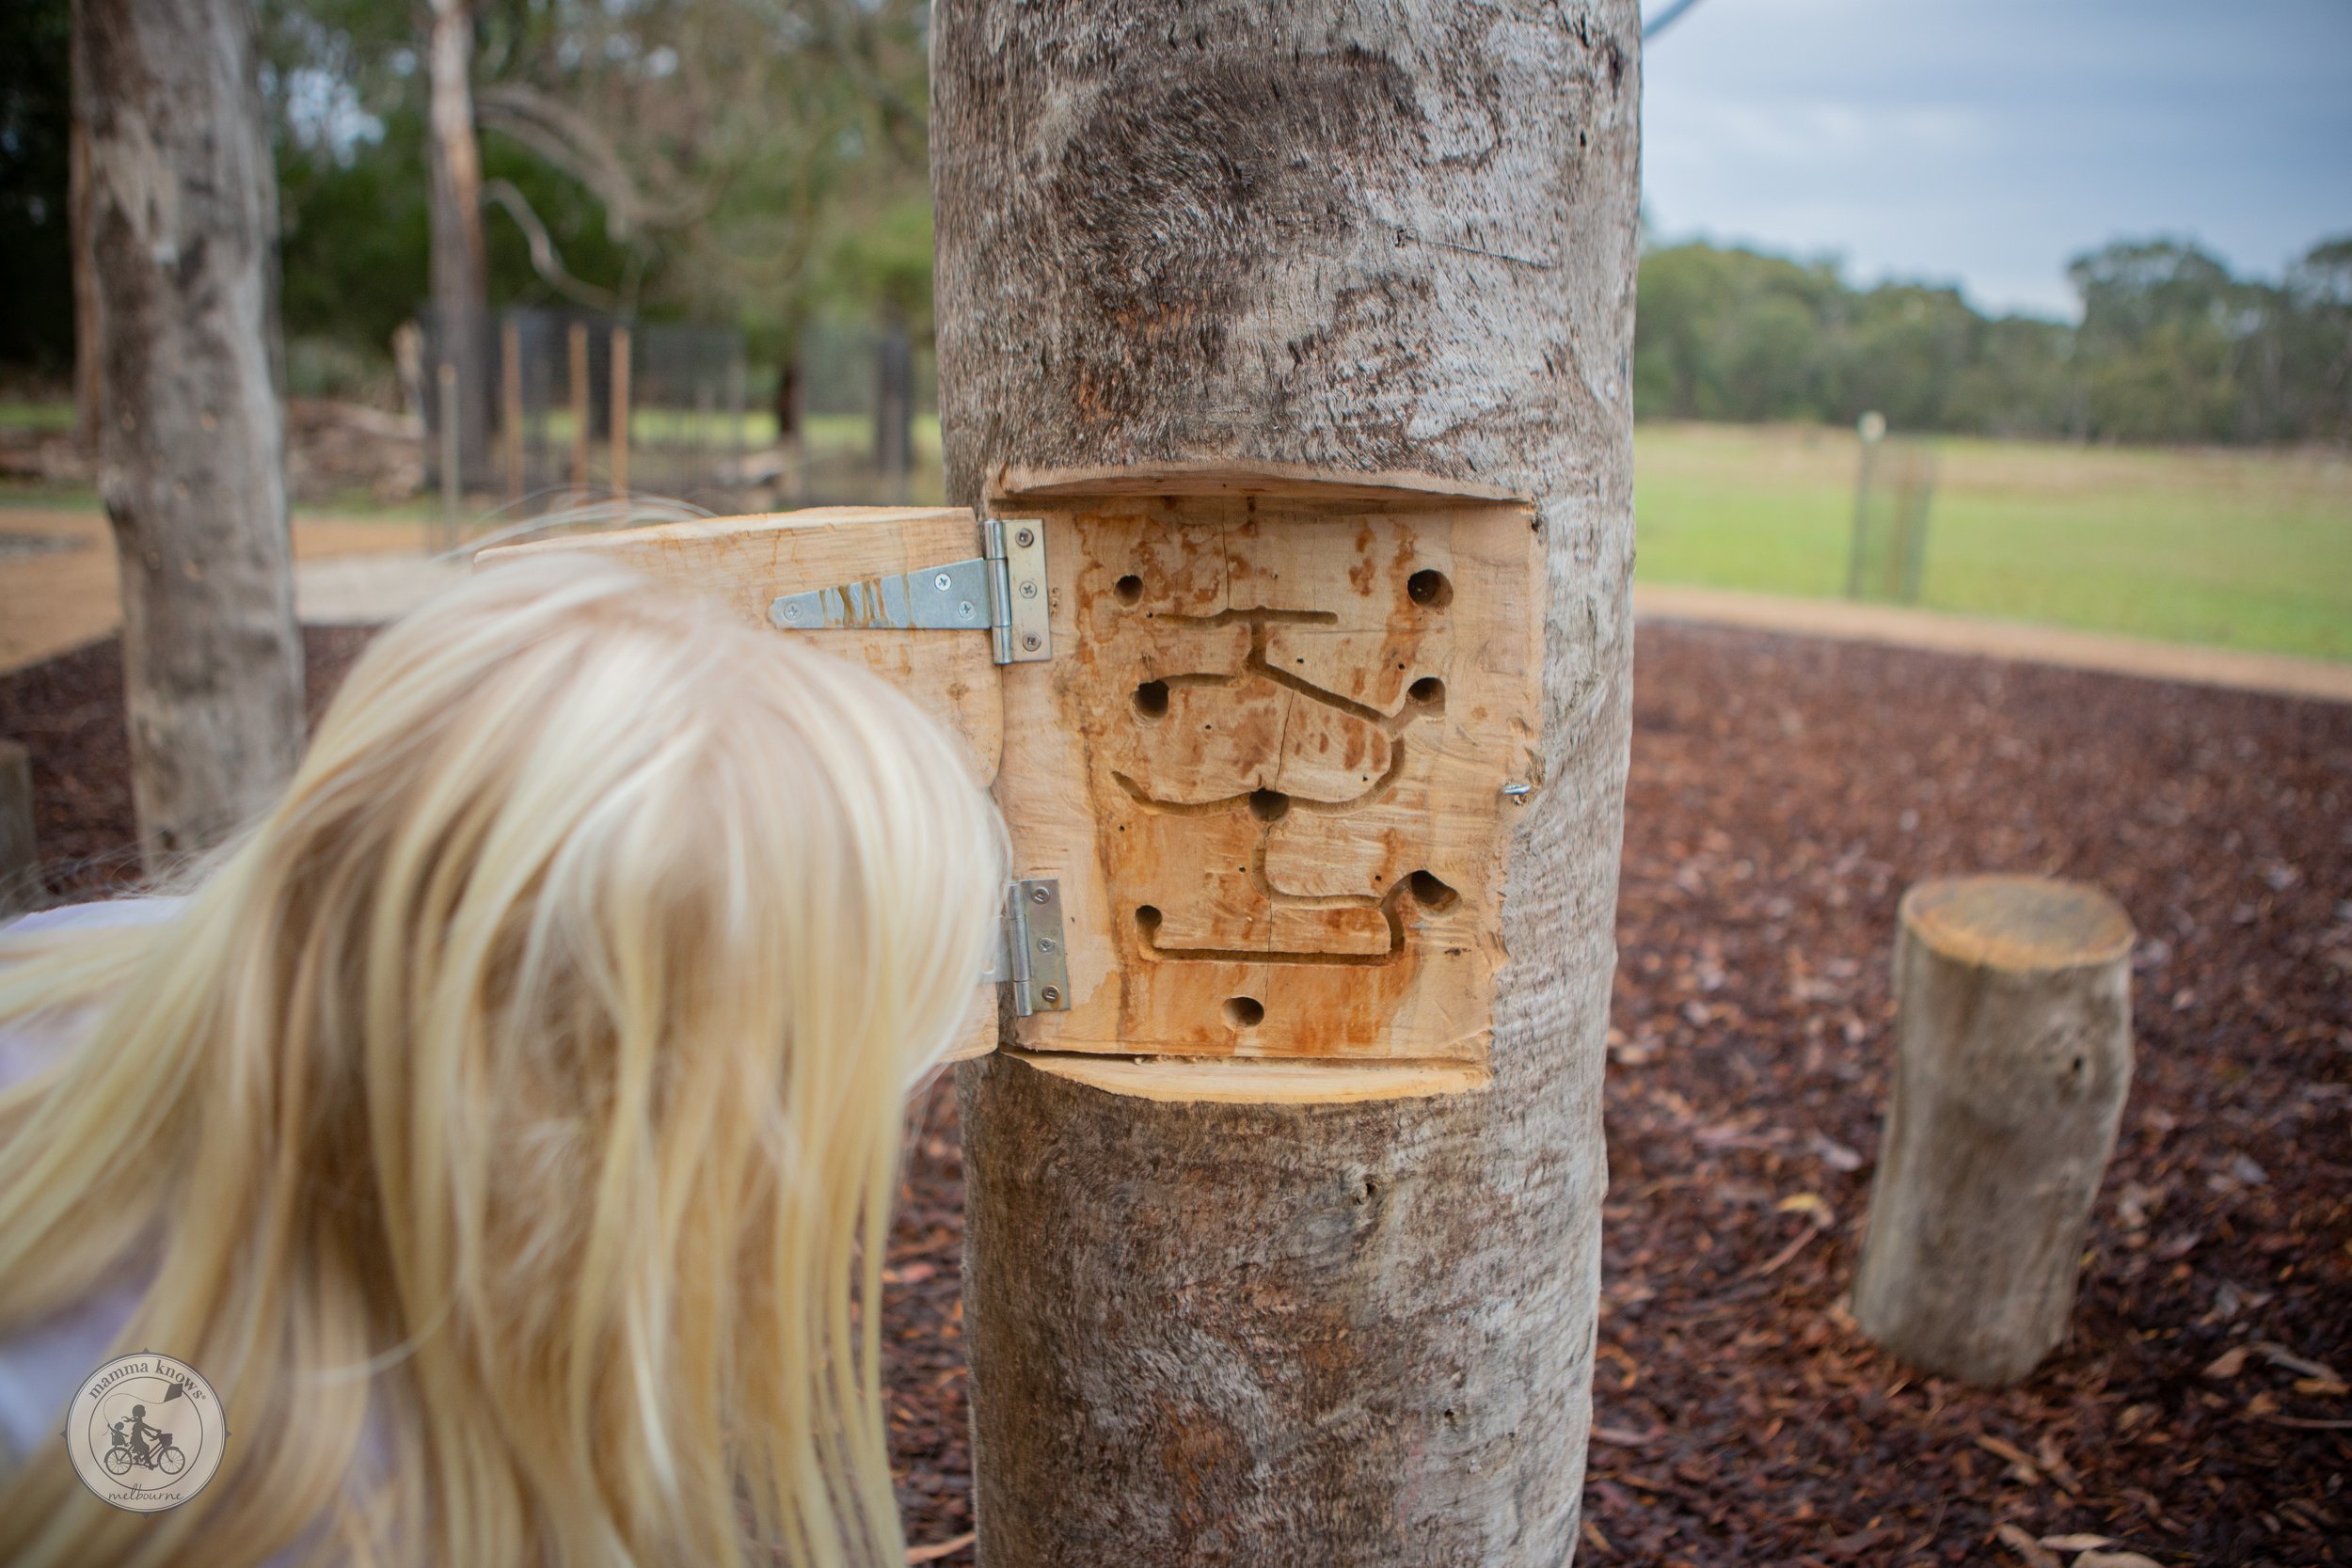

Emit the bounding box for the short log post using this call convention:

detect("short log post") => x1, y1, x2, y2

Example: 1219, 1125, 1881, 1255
1851, 874, 2136, 1386
0, 740, 35, 916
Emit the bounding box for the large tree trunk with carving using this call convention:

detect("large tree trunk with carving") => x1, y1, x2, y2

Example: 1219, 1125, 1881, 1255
72, 0, 304, 864
935, 6, 1643, 1565
424, 0, 490, 488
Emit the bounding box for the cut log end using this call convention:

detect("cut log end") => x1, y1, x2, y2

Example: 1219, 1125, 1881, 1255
1001, 1048, 1490, 1104
1900, 874, 2134, 973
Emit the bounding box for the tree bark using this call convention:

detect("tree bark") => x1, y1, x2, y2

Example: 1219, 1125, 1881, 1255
72, 0, 305, 865
424, 0, 490, 489
1851, 875, 2136, 1387
935, 7, 1642, 1564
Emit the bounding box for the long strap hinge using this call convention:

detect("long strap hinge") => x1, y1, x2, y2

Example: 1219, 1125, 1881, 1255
768, 515, 1050, 664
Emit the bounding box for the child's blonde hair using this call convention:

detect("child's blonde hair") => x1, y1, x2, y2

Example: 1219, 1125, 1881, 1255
0, 554, 1005, 1567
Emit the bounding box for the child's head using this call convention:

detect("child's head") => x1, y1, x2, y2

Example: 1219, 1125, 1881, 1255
0, 555, 1007, 1567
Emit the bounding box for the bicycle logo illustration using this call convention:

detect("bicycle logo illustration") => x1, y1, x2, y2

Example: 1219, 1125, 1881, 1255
65, 1353, 226, 1512
101, 1402, 187, 1479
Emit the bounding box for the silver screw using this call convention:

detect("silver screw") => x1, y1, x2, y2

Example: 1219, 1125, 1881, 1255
1037, 937, 1057, 953
958, 600, 976, 620
934, 572, 952, 591
1502, 783, 1533, 804
781, 604, 801, 622
1040, 985, 1061, 1006
1023, 632, 1042, 651
1020, 579, 1039, 599
1029, 886, 1050, 904
1015, 528, 1035, 548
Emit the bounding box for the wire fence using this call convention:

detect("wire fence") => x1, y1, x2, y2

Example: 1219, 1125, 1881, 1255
412, 309, 940, 534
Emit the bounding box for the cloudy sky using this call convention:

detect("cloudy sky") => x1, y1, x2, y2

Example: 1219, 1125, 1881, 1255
1639, 0, 2352, 317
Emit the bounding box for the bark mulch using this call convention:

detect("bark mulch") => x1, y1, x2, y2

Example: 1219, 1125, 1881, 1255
4, 622, 2344, 1565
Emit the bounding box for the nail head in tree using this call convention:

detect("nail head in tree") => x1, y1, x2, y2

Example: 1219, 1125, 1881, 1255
1852, 874, 2136, 1386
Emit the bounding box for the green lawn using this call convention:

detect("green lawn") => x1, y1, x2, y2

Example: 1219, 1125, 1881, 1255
1635, 422, 2352, 661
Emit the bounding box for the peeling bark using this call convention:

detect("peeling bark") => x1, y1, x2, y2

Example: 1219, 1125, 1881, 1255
937, 5, 1643, 1563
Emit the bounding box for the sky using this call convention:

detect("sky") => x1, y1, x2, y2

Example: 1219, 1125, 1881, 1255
1638, 0, 2352, 318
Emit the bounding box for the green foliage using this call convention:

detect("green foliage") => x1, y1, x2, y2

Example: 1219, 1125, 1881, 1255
1636, 237, 2351, 446
0, 0, 73, 371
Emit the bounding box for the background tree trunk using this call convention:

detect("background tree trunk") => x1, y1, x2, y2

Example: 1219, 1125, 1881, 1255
935, 6, 1643, 1564
72, 0, 305, 865
67, 21, 101, 454
424, 0, 490, 489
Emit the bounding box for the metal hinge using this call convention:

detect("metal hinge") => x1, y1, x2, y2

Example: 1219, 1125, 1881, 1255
977, 879, 1071, 1015
768, 516, 1051, 664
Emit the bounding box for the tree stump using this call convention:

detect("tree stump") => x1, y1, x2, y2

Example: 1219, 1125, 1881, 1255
0, 740, 34, 917
1851, 875, 2136, 1386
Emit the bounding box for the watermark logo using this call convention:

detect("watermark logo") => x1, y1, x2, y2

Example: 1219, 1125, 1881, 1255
64, 1353, 226, 1513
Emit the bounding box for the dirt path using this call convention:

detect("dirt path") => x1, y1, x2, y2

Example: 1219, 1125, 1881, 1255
0, 507, 440, 674
1638, 583, 2352, 705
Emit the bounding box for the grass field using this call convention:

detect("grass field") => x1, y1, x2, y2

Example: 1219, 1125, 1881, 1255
1634, 422, 2352, 661
8, 398, 2347, 660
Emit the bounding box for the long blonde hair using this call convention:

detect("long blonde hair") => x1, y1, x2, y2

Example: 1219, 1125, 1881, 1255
0, 555, 1004, 1567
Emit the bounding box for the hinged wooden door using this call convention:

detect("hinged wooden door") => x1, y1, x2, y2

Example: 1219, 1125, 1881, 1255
475, 506, 1011, 1059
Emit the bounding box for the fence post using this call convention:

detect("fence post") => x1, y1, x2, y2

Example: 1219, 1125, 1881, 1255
1847, 409, 1885, 600
610, 325, 631, 499
438, 360, 461, 552
502, 315, 524, 507
0, 739, 36, 918
570, 321, 590, 494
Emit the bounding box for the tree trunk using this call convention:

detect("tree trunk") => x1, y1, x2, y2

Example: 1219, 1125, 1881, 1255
424, 0, 490, 490
72, 0, 305, 865
935, 7, 1642, 1564
1851, 875, 2136, 1387
67, 20, 102, 454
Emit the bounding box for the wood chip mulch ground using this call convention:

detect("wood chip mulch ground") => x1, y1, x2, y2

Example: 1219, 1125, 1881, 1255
4, 620, 2344, 1566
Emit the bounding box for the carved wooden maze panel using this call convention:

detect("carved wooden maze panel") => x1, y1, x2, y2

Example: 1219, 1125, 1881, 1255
1001, 492, 1544, 1061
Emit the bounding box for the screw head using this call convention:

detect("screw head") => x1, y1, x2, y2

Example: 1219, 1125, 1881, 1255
1039, 985, 1061, 1006
1020, 579, 1039, 598
958, 600, 976, 620
1023, 632, 1042, 651
1037, 937, 1057, 953
934, 572, 953, 590
1015, 528, 1035, 548
781, 604, 801, 621
1029, 885, 1050, 904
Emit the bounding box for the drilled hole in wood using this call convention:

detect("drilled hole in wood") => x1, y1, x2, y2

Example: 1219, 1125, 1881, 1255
1248, 788, 1291, 821
1408, 676, 1445, 706
1134, 904, 1163, 936
1223, 996, 1265, 1029
1407, 870, 1459, 911
1115, 574, 1144, 605
1406, 569, 1453, 609
1133, 679, 1170, 718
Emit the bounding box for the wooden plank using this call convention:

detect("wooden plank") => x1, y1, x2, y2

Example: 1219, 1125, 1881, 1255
480, 506, 1009, 1066
996, 491, 1543, 1063
477, 507, 1005, 786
